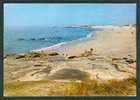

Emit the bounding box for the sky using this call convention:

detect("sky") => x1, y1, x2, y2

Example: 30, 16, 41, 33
4, 4, 136, 28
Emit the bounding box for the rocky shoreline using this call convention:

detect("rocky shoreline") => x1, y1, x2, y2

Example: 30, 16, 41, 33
4, 25, 136, 96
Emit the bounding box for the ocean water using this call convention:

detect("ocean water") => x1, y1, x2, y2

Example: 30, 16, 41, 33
4, 27, 93, 55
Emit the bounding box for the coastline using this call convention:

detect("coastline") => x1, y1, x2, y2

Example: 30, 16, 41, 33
33, 25, 136, 58
4, 27, 93, 55
32, 28, 97, 53
4, 25, 136, 96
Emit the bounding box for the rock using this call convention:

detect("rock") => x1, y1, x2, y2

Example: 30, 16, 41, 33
34, 64, 42, 67
123, 57, 128, 60
39, 38, 45, 40
131, 32, 134, 35
30, 38, 36, 40
80, 48, 94, 57
112, 57, 122, 61
48, 36, 63, 40
48, 52, 59, 56
18, 38, 24, 41
122, 57, 136, 64
4, 55, 7, 59
67, 56, 77, 59
15, 54, 25, 59
29, 52, 41, 58
90, 48, 94, 52
125, 59, 136, 64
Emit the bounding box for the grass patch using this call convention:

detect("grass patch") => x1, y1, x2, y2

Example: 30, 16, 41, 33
4, 80, 51, 96
4, 77, 136, 96
48, 77, 136, 96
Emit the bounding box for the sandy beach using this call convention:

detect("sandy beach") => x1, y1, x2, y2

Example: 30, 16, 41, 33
4, 25, 136, 96
35, 25, 136, 58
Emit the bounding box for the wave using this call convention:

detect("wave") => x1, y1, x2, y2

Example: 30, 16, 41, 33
86, 32, 94, 38
32, 31, 95, 52
32, 42, 67, 52
18, 36, 63, 41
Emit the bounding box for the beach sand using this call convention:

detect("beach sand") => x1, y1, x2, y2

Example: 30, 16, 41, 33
36, 25, 136, 58
4, 25, 136, 96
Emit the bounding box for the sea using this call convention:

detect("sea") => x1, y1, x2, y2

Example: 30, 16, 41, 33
4, 27, 94, 55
